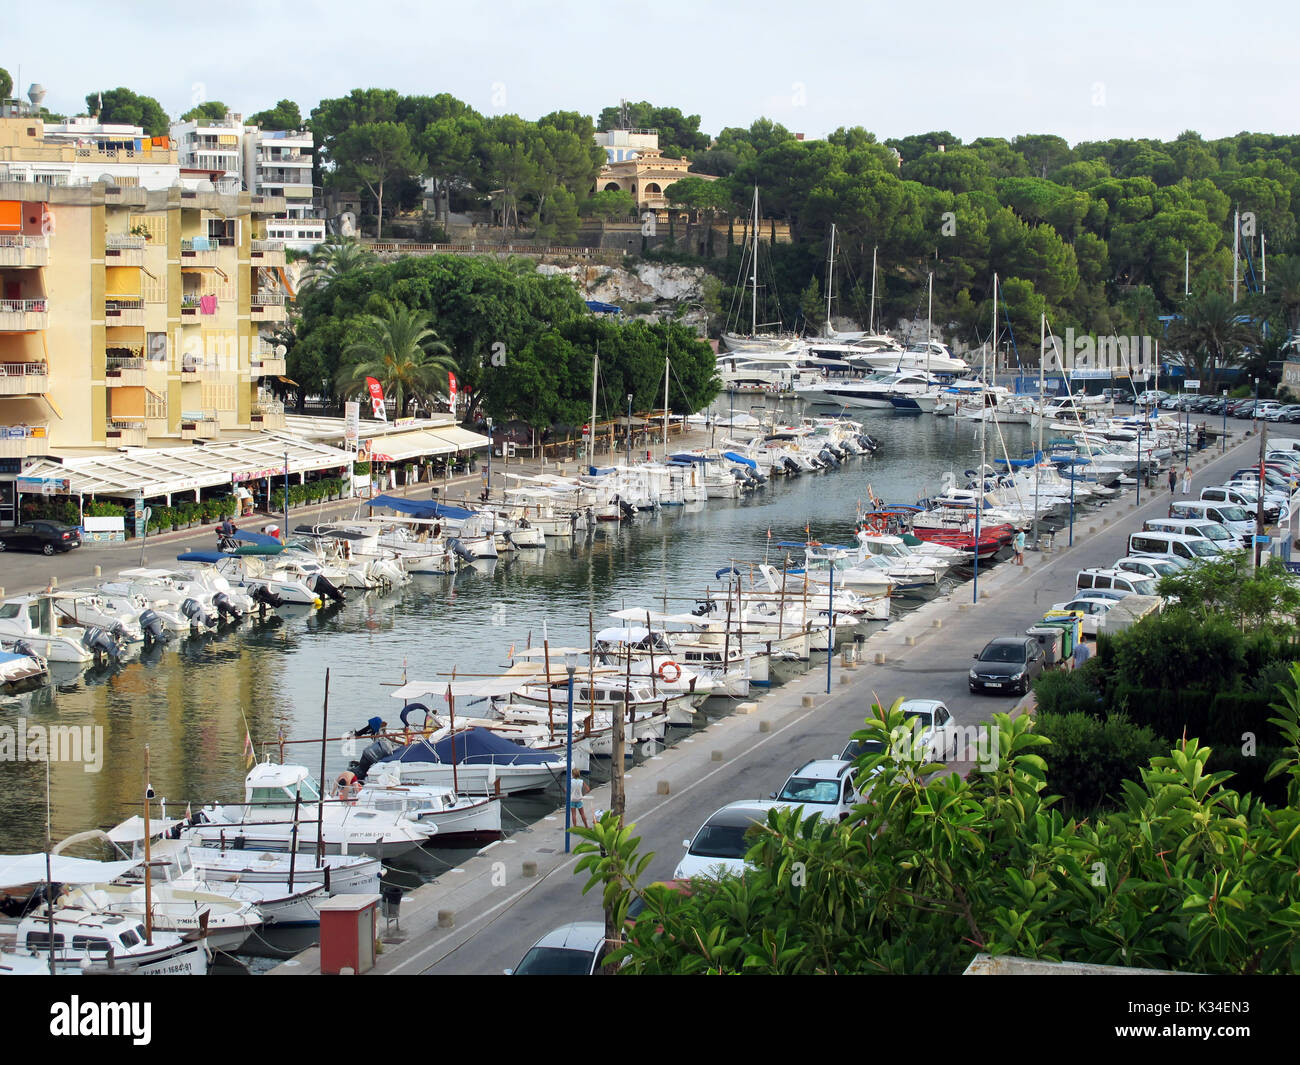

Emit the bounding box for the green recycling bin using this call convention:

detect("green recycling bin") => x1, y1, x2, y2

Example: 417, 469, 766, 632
1039, 610, 1083, 659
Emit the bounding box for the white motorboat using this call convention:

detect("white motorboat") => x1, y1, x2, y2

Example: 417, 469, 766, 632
0, 594, 101, 663
1, 907, 209, 975
0, 646, 50, 693
57, 881, 261, 954
348, 763, 503, 844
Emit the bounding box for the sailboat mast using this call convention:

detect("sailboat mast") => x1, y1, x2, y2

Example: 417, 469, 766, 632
45, 757, 54, 974
589, 346, 599, 469
751, 186, 759, 338
926, 272, 933, 379
1036, 312, 1045, 542
825, 223, 836, 333
662, 346, 670, 457
869, 246, 877, 334
143, 744, 153, 945
1233, 207, 1240, 304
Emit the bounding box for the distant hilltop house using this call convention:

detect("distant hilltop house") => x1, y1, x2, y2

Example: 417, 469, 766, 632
592, 129, 717, 211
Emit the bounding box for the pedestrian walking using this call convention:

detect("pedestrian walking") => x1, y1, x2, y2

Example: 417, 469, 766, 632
1072, 638, 1091, 671
1182, 465, 1191, 495
568, 768, 590, 829
1168, 466, 1177, 493
1013, 528, 1026, 566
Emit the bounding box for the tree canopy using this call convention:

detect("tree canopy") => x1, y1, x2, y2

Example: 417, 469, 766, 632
88, 87, 169, 136
249, 99, 303, 130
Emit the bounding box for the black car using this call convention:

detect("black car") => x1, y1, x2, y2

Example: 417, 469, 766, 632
0, 520, 82, 555
969, 636, 1046, 695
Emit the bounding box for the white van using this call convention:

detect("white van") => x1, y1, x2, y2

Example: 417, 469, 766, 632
1142, 517, 1237, 552
1166, 500, 1254, 545
1075, 568, 1159, 596
1113, 555, 1188, 581
1127, 531, 1221, 565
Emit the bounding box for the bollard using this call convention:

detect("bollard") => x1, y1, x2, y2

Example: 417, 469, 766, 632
50, 576, 57, 588
957, 603, 971, 612
711, 750, 723, 762
980, 589, 991, 600
840, 652, 852, 668
94, 565, 101, 578
874, 652, 887, 665
800, 695, 814, 708
758, 720, 771, 733
839, 673, 851, 686
522, 861, 538, 878
656, 780, 671, 795
932, 618, 943, 629
735, 702, 758, 715
905, 635, 917, 646
437, 910, 454, 929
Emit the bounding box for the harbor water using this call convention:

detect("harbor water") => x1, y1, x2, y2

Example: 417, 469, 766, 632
0, 410, 1040, 856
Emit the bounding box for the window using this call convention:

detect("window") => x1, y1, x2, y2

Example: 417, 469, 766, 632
26, 932, 65, 950
72, 936, 112, 952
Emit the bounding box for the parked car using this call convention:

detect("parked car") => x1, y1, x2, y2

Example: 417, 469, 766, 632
1113, 555, 1188, 581
1050, 595, 1126, 636
506, 922, 611, 975
771, 759, 862, 821
969, 637, 1047, 695
1075, 568, 1159, 596
674, 801, 779, 880
0, 521, 82, 555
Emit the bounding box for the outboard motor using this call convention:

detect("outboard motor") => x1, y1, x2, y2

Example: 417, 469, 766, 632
139, 609, 170, 644
110, 622, 132, 645
447, 537, 477, 563
782, 456, 801, 476
818, 447, 840, 468
744, 467, 764, 486
619, 499, 636, 521
212, 591, 243, 622
352, 737, 399, 780
251, 585, 283, 613
308, 573, 346, 604
13, 639, 38, 659
181, 597, 215, 631
83, 625, 124, 665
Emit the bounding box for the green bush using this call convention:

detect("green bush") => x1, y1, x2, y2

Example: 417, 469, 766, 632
1035, 711, 1165, 815
1032, 667, 1103, 719
353, 461, 370, 476
1106, 611, 1245, 694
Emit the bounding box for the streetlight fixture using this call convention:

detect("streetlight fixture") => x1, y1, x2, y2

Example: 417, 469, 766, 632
564, 651, 578, 854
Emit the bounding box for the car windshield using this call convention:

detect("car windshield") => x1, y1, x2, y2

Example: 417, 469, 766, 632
1199, 526, 1229, 541
903, 710, 933, 727
979, 643, 1026, 663
1130, 579, 1156, 595
690, 824, 753, 859
514, 946, 594, 975
842, 739, 885, 759
1189, 540, 1219, 557
1217, 506, 1249, 522
778, 778, 841, 804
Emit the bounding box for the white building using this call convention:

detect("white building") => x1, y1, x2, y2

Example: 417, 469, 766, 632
0, 114, 180, 189
242, 128, 324, 252
593, 129, 660, 163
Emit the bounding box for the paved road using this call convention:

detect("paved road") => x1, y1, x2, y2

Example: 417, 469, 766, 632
404, 424, 1288, 975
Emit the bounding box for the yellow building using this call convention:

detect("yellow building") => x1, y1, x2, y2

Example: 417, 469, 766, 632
596, 147, 714, 210
0, 117, 296, 517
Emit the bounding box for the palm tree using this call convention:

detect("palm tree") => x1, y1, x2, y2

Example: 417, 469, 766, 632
1165, 288, 1256, 391
1266, 254, 1300, 336
335, 304, 458, 419
301, 238, 378, 291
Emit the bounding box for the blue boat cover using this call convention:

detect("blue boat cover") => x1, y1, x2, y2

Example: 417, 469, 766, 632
368, 494, 474, 521
584, 300, 621, 314
231, 529, 281, 547
176, 551, 225, 563
669, 453, 714, 464
381, 726, 558, 767
721, 451, 756, 469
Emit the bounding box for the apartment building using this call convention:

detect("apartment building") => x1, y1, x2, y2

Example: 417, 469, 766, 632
0, 117, 295, 522
242, 128, 325, 252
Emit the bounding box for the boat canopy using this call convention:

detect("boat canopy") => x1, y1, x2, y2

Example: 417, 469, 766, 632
381, 727, 559, 766
594, 626, 651, 644
367, 494, 474, 521
721, 451, 756, 469
0, 853, 141, 887
231, 529, 282, 547
669, 453, 715, 464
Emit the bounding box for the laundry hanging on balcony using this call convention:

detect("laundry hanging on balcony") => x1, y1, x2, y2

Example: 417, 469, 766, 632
198, 294, 218, 315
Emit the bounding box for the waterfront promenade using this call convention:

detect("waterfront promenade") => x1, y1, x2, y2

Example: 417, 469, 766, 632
261, 424, 1274, 976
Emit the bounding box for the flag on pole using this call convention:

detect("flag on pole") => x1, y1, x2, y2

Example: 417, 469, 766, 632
243, 728, 255, 769
448, 371, 458, 414
366, 377, 386, 422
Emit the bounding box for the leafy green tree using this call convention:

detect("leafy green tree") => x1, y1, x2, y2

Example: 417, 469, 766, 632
0, 68, 13, 101
301, 238, 378, 291
1012, 134, 1073, 177
335, 303, 456, 418
1156, 552, 1300, 631
1035, 711, 1165, 815
596, 101, 709, 159
180, 101, 228, 122
582, 189, 635, 220
1166, 287, 1257, 390
87, 87, 169, 136
332, 122, 426, 238
249, 99, 303, 129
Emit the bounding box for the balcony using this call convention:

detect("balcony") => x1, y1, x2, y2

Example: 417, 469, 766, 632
105, 355, 154, 387
180, 238, 224, 267
0, 298, 49, 331
0, 361, 50, 394
0, 422, 49, 458
251, 292, 288, 322
105, 297, 145, 327
250, 239, 286, 267
180, 409, 220, 441
104, 234, 147, 267
0, 234, 48, 268
105, 418, 148, 447
180, 294, 222, 319
250, 399, 286, 430
179, 354, 226, 382
250, 355, 287, 377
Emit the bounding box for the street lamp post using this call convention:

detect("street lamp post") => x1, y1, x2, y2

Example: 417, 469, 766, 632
486, 417, 494, 499
1222, 390, 1228, 453
825, 557, 834, 695
626, 394, 633, 466
564, 652, 578, 854
283, 451, 289, 539
1136, 419, 1141, 507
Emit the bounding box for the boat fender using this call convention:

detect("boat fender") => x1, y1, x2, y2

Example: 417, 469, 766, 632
658, 660, 682, 683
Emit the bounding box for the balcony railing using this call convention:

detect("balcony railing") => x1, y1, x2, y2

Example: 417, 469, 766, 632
251, 292, 288, 306
0, 361, 49, 393
106, 356, 145, 372
0, 235, 47, 249
105, 234, 147, 250
0, 299, 48, 314
105, 297, 144, 311
0, 361, 48, 376
250, 239, 286, 256
253, 399, 285, 416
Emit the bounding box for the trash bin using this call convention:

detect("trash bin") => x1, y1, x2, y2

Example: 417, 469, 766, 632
1039, 610, 1083, 660
318, 893, 380, 975
1025, 624, 1064, 667
380, 884, 402, 930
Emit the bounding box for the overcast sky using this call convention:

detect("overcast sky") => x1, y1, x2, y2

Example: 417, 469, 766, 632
7, 0, 1298, 145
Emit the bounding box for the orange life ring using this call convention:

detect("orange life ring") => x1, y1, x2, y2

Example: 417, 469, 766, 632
658, 660, 682, 683
867, 515, 888, 534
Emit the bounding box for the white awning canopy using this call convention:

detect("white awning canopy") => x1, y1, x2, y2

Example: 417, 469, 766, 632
369, 430, 457, 462
25, 433, 354, 500
428, 426, 490, 451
